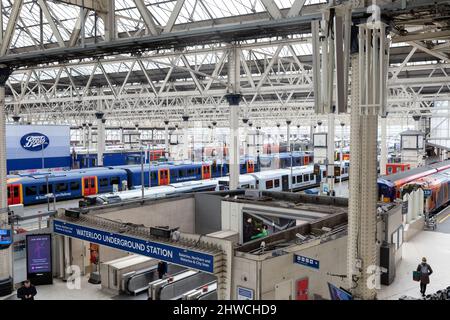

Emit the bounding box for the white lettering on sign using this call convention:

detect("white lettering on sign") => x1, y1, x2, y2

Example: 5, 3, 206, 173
23, 135, 47, 148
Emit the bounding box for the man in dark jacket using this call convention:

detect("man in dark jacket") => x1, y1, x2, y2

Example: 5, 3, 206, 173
17, 280, 37, 300
157, 261, 168, 279
417, 257, 433, 297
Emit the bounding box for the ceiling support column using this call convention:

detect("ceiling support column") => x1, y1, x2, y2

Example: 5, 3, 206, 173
226, 44, 241, 191
347, 22, 389, 300
0, 65, 13, 296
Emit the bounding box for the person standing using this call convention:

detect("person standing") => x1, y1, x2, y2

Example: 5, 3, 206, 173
417, 257, 433, 297
17, 280, 37, 300
157, 261, 168, 279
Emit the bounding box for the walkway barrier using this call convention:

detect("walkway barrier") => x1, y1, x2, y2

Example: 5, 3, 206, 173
182, 281, 217, 300
148, 269, 216, 300
123, 264, 186, 295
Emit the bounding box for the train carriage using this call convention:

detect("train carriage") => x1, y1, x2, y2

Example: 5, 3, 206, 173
7, 168, 128, 205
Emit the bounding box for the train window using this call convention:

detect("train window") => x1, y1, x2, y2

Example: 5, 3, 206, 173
292, 176, 296, 184
309, 173, 314, 180
84, 179, 89, 188
110, 177, 120, 186
265, 180, 273, 189
91, 179, 95, 188
179, 170, 185, 177
297, 175, 303, 183
197, 168, 201, 175
241, 164, 246, 170
151, 172, 157, 180
304, 174, 310, 182
70, 181, 80, 190
7, 188, 10, 198
322, 171, 326, 178
25, 186, 37, 196
274, 179, 280, 188
100, 178, 109, 187
241, 184, 250, 189
56, 183, 68, 192
39, 184, 52, 194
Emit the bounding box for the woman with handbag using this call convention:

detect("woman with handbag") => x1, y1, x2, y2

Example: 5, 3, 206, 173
416, 257, 433, 297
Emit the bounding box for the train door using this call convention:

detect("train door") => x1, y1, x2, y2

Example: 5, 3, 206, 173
304, 156, 309, 165
83, 176, 97, 196
281, 175, 289, 191
8, 184, 21, 205
202, 165, 211, 180
247, 160, 255, 173
295, 278, 309, 300
159, 169, 170, 185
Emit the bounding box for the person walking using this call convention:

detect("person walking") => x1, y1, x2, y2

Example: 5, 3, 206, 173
17, 280, 37, 300
417, 257, 433, 297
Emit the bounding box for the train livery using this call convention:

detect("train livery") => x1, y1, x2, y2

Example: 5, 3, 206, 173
6, 152, 312, 206
401, 168, 450, 214
377, 160, 450, 202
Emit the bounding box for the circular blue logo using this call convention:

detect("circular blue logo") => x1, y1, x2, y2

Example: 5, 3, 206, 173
20, 132, 50, 151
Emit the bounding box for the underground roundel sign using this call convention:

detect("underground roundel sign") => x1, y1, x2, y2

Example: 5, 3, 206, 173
20, 132, 50, 151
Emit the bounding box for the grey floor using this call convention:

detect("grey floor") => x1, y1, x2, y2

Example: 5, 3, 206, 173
377, 214, 450, 300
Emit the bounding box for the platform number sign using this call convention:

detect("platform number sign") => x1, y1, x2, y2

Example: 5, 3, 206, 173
237, 287, 254, 300
294, 254, 320, 270
423, 189, 432, 198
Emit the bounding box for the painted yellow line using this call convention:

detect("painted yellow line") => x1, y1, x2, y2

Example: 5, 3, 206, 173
438, 213, 450, 224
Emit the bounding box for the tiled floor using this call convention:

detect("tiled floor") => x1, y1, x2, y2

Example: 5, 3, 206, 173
377, 217, 450, 300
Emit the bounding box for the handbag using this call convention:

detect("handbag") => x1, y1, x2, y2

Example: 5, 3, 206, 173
413, 271, 421, 282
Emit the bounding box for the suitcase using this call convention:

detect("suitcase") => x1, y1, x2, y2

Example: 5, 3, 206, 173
413, 271, 421, 282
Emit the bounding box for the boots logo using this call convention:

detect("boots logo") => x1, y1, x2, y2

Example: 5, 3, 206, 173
20, 133, 50, 151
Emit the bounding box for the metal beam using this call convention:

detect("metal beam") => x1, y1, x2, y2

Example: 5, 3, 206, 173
260, 0, 283, 19
287, 0, 307, 18
134, 0, 160, 36
37, 0, 65, 47
0, 0, 23, 56
163, 0, 185, 33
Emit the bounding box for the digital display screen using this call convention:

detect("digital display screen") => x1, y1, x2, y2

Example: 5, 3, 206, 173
0, 229, 12, 245
328, 282, 353, 300
26, 234, 52, 274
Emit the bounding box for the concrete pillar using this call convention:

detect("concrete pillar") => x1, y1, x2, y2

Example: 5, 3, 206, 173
327, 112, 335, 192
0, 65, 13, 296
164, 120, 169, 159
182, 115, 189, 161
227, 44, 241, 190
380, 116, 387, 175
95, 109, 105, 166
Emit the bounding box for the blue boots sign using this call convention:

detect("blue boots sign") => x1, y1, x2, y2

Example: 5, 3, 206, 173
20, 132, 50, 151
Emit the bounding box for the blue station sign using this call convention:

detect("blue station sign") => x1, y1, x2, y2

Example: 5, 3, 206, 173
423, 189, 432, 198
293, 254, 320, 270
20, 132, 50, 151
53, 220, 214, 273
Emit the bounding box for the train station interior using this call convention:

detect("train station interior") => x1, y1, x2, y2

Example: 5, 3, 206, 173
1, 0, 450, 302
